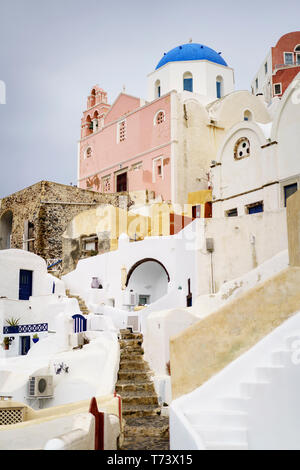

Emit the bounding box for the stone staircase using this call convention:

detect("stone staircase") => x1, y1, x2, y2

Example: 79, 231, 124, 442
65, 289, 90, 316
116, 329, 169, 450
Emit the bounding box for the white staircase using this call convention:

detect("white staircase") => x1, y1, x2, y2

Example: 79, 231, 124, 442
170, 312, 300, 450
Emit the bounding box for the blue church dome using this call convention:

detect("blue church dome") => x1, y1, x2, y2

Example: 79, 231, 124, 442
155, 43, 228, 70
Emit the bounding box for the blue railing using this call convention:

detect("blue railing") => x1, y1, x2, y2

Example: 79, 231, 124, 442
3, 323, 48, 335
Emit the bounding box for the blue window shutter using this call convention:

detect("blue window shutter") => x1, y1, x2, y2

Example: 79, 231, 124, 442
183, 78, 193, 92
216, 81, 221, 98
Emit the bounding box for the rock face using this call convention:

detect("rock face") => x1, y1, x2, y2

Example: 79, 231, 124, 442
0, 180, 128, 271
116, 329, 169, 450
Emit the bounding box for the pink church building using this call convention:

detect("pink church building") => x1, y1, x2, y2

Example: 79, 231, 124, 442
77, 43, 235, 204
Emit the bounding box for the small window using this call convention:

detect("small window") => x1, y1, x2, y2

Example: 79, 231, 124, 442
157, 165, 162, 176
296, 53, 300, 65
295, 45, 300, 52
284, 52, 293, 65
274, 83, 282, 96
255, 78, 258, 90
234, 137, 250, 160
216, 76, 224, 99
183, 72, 193, 92
265, 62, 268, 74
118, 120, 126, 142
226, 208, 238, 217
284, 183, 298, 207
155, 80, 161, 98
244, 110, 252, 121
86, 147, 92, 158
247, 202, 264, 215
156, 111, 165, 125
83, 236, 98, 253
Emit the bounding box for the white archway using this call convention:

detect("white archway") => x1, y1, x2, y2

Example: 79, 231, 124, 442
126, 259, 169, 306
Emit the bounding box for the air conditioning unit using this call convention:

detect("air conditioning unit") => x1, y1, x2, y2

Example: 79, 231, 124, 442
28, 375, 54, 398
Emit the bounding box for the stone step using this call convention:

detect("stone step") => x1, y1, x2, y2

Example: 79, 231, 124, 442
120, 351, 144, 360
124, 416, 169, 438
116, 382, 155, 394
120, 347, 144, 355
119, 360, 149, 371
121, 394, 158, 406
120, 436, 169, 450
120, 332, 143, 340
119, 339, 143, 349
122, 403, 161, 418
118, 370, 153, 382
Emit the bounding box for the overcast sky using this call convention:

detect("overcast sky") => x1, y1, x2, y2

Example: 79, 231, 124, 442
0, 0, 299, 198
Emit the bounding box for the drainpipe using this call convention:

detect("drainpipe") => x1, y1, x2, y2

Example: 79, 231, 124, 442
206, 238, 215, 294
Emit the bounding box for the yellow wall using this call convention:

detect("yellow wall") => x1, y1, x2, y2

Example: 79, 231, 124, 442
187, 190, 212, 218
170, 267, 300, 399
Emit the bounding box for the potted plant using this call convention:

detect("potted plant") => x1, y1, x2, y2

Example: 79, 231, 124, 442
32, 334, 39, 344
2, 337, 11, 350
5, 317, 20, 334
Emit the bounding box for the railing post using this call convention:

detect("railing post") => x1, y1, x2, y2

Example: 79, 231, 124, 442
89, 397, 104, 450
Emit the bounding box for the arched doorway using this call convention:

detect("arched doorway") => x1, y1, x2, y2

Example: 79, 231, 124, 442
126, 258, 170, 306
0, 211, 13, 249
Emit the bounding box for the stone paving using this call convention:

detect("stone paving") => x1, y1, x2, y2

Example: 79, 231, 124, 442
116, 329, 169, 450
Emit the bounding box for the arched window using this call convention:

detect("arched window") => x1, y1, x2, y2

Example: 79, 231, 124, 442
85, 147, 92, 158
0, 210, 13, 250
155, 80, 161, 98
183, 72, 193, 92
294, 45, 300, 51
154, 110, 165, 126
92, 110, 99, 133
244, 110, 252, 121
85, 115, 93, 136
216, 76, 224, 98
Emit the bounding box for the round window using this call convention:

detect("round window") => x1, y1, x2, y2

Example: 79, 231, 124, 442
234, 138, 250, 160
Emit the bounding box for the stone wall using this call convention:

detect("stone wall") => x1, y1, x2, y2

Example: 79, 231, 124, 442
0, 181, 128, 269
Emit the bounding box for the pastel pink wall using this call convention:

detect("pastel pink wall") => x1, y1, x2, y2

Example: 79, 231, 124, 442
104, 94, 141, 124
79, 93, 172, 201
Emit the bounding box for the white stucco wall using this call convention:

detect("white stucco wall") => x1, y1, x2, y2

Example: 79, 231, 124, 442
63, 222, 199, 314
148, 60, 234, 102
0, 249, 55, 300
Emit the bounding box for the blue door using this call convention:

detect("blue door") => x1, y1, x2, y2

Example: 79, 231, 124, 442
72, 314, 87, 333
19, 270, 33, 300
20, 336, 31, 355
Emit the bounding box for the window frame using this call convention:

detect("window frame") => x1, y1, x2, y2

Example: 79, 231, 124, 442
273, 83, 282, 96
225, 208, 238, 217
153, 109, 166, 126
152, 156, 164, 183
117, 119, 127, 143
284, 52, 294, 65
183, 72, 193, 92
246, 201, 264, 215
